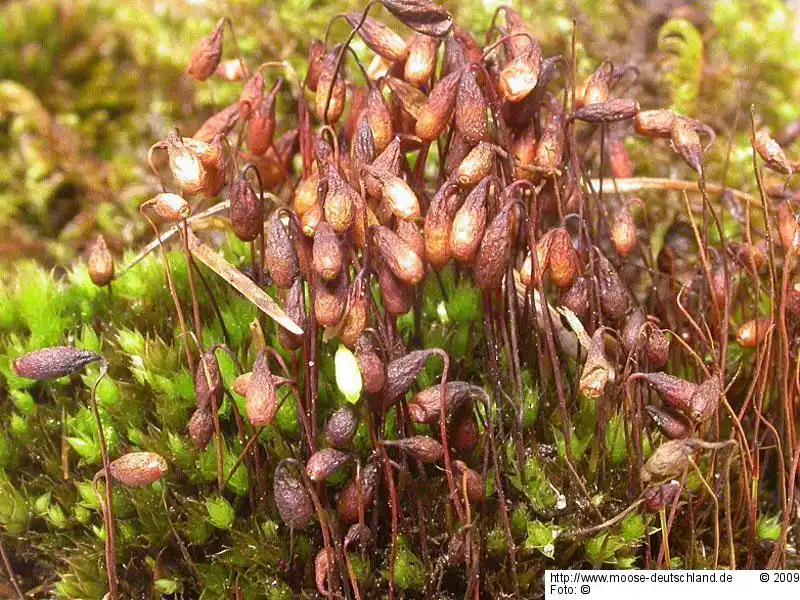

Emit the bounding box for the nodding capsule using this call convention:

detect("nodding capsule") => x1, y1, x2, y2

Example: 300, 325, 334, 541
186, 17, 225, 81
754, 127, 793, 175
415, 70, 462, 142
245, 350, 278, 427
404, 34, 437, 86
381, 435, 444, 463
12, 346, 103, 381
87, 235, 114, 287
108, 452, 168, 487
229, 172, 263, 243
274, 460, 313, 529
345, 13, 409, 63
455, 69, 488, 145
315, 45, 347, 124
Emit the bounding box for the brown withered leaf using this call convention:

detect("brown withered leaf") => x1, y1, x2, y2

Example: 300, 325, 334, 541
186, 229, 303, 335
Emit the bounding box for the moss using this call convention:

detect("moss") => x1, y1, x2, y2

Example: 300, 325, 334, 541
2, 0, 800, 597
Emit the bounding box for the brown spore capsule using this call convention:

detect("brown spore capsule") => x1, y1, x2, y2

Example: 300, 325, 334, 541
777, 201, 799, 250
637, 372, 697, 417
534, 114, 564, 173
246, 350, 278, 427
450, 23, 482, 63
264, 211, 300, 289
187, 17, 225, 81
474, 203, 514, 290
645, 327, 670, 368
306, 448, 351, 482
644, 481, 682, 512
324, 169, 358, 233
580, 61, 613, 108
194, 103, 243, 142
313, 271, 348, 327
305, 40, 326, 92
88, 235, 114, 287
315, 45, 347, 124
339, 277, 368, 349
370, 171, 421, 220
621, 309, 647, 353
364, 137, 402, 200
382, 435, 444, 463
274, 461, 313, 529
373, 225, 425, 285
455, 141, 495, 187
424, 184, 457, 269
545, 227, 581, 288
344, 523, 375, 551
293, 174, 319, 218
754, 127, 793, 174
337, 461, 379, 524
736, 317, 771, 349
166, 130, 208, 196
385, 75, 428, 119
364, 85, 393, 153
455, 69, 488, 145
355, 335, 386, 395
12, 347, 102, 381
607, 136, 634, 179
579, 328, 615, 399
596, 253, 628, 322
246, 78, 281, 156
314, 549, 330, 596
187, 408, 214, 449
195, 349, 222, 412
312, 221, 343, 282
408, 381, 477, 424
151, 193, 192, 222
346, 14, 409, 63
453, 460, 484, 504
229, 173, 263, 242
451, 408, 479, 452
561, 276, 590, 320
383, 349, 437, 405
512, 120, 538, 179
215, 58, 245, 81
415, 70, 462, 141
396, 219, 426, 262
450, 177, 489, 263
688, 375, 721, 423
404, 34, 437, 86
645, 405, 692, 440
611, 203, 638, 257
378, 263, 414, 316
239, 66, 265, 112
670, 116, 704, 173
499, 47, 541, 103
325, 405, 360, 449
572, 98, 639, 123
633, 108, 676, 139
301, 202, 323, 237
278, 277, 307, 351
641, 439, 693, 483
108, 452, 168, 488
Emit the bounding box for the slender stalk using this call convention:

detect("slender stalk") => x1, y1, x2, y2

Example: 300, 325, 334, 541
181, 220, 204, 347
140, 207, 195, 373
0, 541, 24, 600
89, 360, 117, 600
